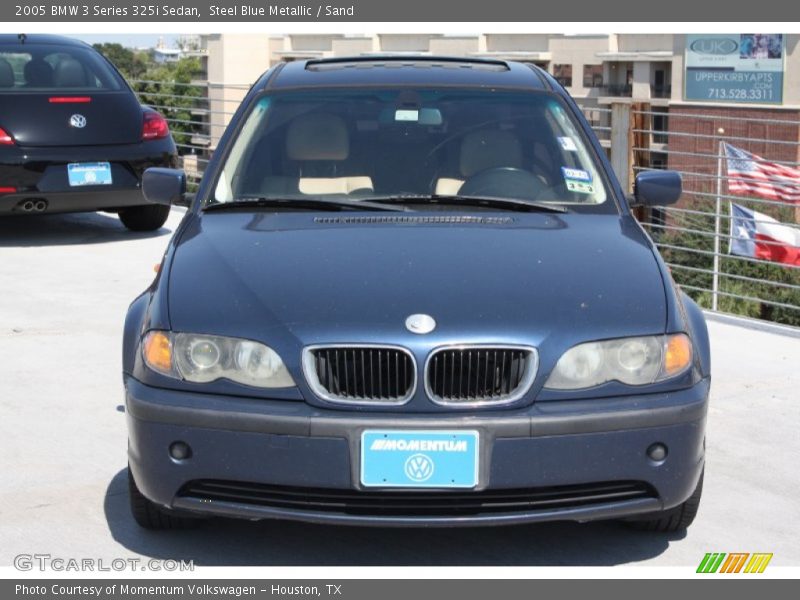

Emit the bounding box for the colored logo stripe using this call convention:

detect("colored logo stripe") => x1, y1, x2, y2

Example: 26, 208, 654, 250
720, 553, 749, 573
697, 553, 773, 573
744, 553, 773, 573
697, 553, 726, 573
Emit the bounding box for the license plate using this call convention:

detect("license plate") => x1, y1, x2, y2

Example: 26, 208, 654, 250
360, 430, 479, 488
67, 162, 112, 186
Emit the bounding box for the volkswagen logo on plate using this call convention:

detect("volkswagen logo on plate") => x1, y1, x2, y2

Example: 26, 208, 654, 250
69, 114, 87, 128
404, 454, 434, 482
405, 313, 436, 334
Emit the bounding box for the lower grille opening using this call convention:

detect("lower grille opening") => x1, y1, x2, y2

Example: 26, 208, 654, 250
178, 480, 656, 517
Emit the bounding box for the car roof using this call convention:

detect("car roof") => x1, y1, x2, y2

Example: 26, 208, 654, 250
260, 56, 555, 92
0, 34, 91, 48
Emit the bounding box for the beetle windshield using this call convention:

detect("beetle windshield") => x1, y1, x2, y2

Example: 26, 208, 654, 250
211, 89, 614, 212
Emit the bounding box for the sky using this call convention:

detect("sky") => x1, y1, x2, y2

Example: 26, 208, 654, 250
71, 34, 181, 48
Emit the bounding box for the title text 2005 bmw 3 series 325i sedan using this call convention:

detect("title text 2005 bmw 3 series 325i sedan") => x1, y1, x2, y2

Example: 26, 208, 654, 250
0, 34, 177, 231
124, 57, 710, 532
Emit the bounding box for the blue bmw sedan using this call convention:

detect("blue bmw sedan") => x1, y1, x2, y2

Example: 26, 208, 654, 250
123, 57, 709, 532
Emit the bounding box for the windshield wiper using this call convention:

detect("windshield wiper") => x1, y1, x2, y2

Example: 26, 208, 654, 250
357, 194, 568, 213
204, 196, 409, 212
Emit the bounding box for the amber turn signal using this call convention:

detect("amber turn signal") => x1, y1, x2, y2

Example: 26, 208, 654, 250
142, 331, 173, 375
664, 333, 692, 376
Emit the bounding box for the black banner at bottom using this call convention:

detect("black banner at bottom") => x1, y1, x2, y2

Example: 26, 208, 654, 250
2, 579, 792, 600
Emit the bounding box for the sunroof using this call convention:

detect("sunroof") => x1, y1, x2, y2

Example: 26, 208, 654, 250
305, 56, 510, 72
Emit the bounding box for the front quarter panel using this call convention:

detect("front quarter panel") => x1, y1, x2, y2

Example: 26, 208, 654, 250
682, 292, 711, 379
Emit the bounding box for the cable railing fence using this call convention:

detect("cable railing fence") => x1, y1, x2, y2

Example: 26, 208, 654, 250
130, 79, 251, 185
582, 99, 799, 326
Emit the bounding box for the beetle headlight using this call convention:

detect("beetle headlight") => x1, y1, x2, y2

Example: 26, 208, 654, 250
544, 334, 692, 390
142, 331, 295, 388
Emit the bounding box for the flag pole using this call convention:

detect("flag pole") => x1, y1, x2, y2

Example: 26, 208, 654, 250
712, 140, 723, 312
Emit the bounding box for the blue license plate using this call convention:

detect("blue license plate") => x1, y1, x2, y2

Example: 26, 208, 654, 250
360, 430, 479, 488
67, 162, 112, 186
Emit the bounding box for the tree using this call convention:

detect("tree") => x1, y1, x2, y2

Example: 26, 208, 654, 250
132, 57, 204, 148
94, 44, 203, 149
92, 43, 148, 80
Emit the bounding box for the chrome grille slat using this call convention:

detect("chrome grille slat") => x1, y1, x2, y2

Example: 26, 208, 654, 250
425, 345, 537, 406
303, 345, 416, 405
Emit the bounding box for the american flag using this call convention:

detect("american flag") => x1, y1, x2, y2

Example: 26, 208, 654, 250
723, 142, 800, 204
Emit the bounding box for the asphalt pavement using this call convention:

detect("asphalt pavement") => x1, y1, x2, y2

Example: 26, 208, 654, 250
1, 209, 798, 567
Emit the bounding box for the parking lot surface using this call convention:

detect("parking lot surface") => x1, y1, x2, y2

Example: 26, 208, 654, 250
1, 209, 798, 567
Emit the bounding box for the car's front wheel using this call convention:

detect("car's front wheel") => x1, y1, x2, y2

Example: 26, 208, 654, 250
128, 468, 198, 530
118, 204, 170, 231
626, 470, 703, 532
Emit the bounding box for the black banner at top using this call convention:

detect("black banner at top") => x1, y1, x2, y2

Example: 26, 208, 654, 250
2, 0, 798, 22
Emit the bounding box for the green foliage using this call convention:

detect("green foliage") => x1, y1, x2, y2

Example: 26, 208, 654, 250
93, 44, 203, 149
652, 199, 800, 327
131, 58, 203, 148
92, 43, 148, 79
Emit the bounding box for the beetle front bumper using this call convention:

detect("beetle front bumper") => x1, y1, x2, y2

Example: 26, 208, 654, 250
125, 376, 708, 527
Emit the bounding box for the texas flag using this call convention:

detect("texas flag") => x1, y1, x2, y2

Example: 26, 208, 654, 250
729, 203, 800, 266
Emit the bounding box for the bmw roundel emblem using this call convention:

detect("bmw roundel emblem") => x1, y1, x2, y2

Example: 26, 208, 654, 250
405, 313, 436, 334
69, 114, 87, 128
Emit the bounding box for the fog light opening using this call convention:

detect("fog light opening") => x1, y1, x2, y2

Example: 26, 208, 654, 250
647, 443, 668, 463
169, 441, 192, 461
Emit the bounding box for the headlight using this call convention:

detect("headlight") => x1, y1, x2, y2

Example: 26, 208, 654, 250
544, 334, 692, 390
142, 331, 295, 388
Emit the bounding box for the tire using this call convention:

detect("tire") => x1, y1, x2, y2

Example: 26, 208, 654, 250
626, 470, 703, 533
128, 468, 198, 530
118, 204, 170, 231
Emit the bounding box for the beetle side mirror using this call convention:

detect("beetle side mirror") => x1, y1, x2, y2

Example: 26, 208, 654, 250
630, 170, 682, 207
142, 168, 187, 206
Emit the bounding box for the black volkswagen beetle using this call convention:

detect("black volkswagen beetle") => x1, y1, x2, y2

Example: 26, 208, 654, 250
125, 57, 710, 532
0, 34, 177, 230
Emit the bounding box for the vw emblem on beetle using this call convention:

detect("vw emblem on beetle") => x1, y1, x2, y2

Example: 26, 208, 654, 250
405, 313, 436, 334
69, 114, 87, 129
404, 454, 434, 482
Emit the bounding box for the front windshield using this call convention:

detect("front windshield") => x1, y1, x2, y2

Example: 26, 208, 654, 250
212, 88, 612, 211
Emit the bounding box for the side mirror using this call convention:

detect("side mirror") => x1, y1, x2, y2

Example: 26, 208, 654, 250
631, 170, 682, 207
142, 168, 186, 206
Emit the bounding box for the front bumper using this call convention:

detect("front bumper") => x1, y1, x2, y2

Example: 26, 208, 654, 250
125, 376, 708, 527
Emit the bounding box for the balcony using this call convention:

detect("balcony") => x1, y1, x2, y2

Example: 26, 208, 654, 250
650, 84, 672, 99
598, 84, 632, 97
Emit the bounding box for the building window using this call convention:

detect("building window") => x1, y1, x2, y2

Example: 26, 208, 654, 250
553, 64, 572, 87
583, 65, 603, 88
652, 108, 669, 144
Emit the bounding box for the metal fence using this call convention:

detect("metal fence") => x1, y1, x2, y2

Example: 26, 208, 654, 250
130, 79, 251, 184
133, 79, 800, 327
574, 101, 799, 326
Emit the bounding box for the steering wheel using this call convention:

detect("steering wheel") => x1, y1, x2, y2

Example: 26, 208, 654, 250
458, 167, 546, 200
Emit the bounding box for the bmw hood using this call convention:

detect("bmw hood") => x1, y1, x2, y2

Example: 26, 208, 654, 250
168, 211, 667, 353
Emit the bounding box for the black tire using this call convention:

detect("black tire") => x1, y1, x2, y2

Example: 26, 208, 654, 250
128, 468, 197, 530
118, 204, 170, 231
627, 470, 704, 533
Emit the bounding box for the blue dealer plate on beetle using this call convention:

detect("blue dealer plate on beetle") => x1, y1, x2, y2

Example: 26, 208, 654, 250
360, 430, 479, 488
67, 162, 112, 186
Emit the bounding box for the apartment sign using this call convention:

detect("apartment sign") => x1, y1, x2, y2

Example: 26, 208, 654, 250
685, 34, 784, 104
